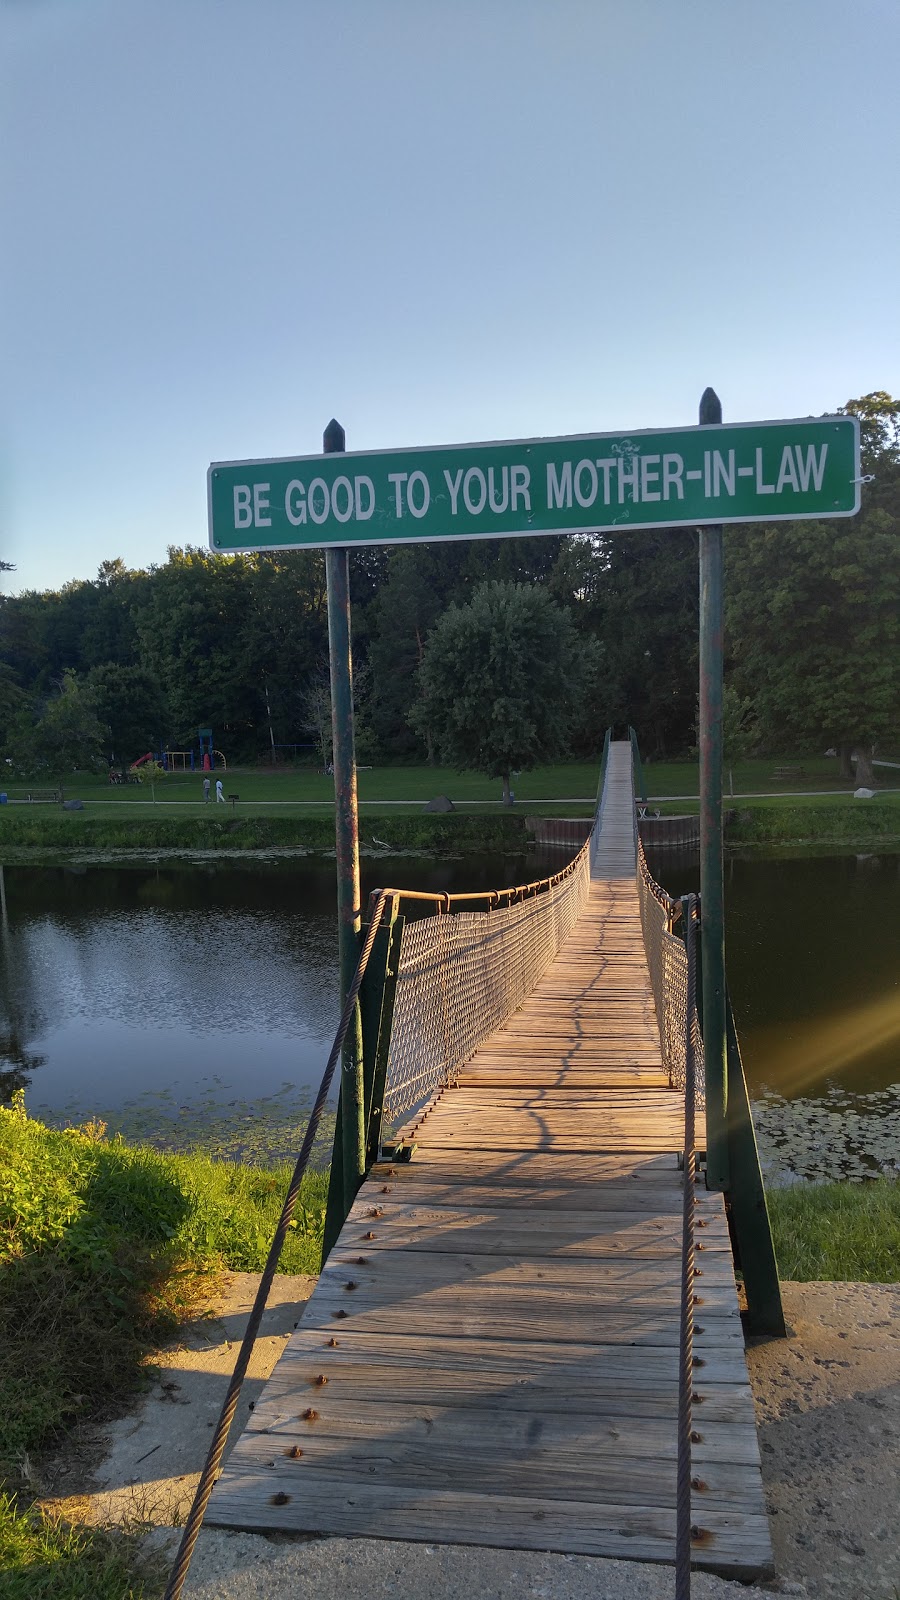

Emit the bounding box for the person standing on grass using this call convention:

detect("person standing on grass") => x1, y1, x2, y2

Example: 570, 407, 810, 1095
216, 778, 225, 803
203, 776, 211, 803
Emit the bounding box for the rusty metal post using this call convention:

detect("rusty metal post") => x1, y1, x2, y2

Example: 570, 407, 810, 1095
324, 418, 366, 1214
698, 387, 728, 1190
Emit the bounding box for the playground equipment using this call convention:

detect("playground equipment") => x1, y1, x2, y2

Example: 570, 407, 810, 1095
151, 728, 227, 773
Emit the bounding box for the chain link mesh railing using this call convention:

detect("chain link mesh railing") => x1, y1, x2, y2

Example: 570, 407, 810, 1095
637, 839, 705, 1107
383, 846, 594, 1123
381, 746, 613, 1126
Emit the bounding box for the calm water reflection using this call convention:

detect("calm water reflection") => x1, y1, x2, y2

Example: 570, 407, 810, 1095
0, 853, 559, 1139
644, 847, 900, 1101
2, 849, 898, 1172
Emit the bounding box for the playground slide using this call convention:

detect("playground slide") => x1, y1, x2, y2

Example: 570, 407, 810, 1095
131, 752, 154, 767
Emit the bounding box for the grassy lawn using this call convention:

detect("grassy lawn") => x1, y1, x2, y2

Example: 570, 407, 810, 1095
770, 1177, 900, 1283
10, 755, 899, 819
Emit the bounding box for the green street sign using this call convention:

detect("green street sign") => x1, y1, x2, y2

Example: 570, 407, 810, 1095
208, 416, 859, 554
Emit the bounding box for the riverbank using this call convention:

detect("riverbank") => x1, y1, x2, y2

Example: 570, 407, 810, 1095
0, 810, 530, 857
2, 797, 900, 859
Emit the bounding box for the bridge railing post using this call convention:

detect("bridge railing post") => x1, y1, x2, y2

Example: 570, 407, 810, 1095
322, 896, 404, 1263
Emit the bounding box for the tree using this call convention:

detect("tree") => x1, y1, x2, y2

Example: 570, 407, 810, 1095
9, 670, 106, 774
726, 393, 900, 787
721, 682, 759, 794
413, 581, 587, 804
838, 391, 900, 474
303, 660, 333, 770
574, 528, 699, 757
86, 663, 169, 763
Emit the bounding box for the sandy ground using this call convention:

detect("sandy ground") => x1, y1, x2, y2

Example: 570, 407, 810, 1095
747, 1282, 900, 1600
44, 1274, 900, 1599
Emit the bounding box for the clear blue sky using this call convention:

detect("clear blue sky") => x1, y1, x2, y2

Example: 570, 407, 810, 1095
3, 0, 898, 595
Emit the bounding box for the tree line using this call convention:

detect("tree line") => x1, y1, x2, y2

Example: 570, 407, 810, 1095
1, 394, 897, 783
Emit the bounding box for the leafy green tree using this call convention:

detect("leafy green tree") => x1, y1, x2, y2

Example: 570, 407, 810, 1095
721, 682, 759, 794
838, 391, 900, 473
413, 581, 587, 804
574, 528, 699, 757
0, 666, 27, 754
86, 664, 170, 764
726, 397, 900, 787
9, 671, 106, 774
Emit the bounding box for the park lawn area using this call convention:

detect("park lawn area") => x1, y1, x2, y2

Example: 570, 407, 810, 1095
653, 790, 900, 816
33, 762, 605, 810
20, 755, 900, 814
642, 754, 900, 798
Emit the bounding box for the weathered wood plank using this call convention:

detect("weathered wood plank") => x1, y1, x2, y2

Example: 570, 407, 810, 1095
206, 1471, 774, 1574
266, 1327, 753, 1393
244, 1397, 761, 1466
207, 743, 771, 1577
224, 1427, 766, 1513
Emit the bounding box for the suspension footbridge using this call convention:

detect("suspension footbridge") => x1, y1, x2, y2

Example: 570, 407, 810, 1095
201, 741, 776, 1578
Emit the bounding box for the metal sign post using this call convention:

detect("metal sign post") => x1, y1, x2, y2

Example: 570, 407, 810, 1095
697, 389, 728, 1190
322, 419, 366, 1217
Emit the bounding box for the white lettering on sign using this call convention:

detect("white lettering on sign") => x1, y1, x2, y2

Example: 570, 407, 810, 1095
597, 458, 616, 501
234, 485, 252, 528
463, 467, 487, 515
355, 476, 375, 520
307, 478, 329, 524
574, 459, 597, 508
796, 444, 827, 491
640, 454, 661, 502
547, 461, 572, 510
663, 455, 684, 499
285, 480, 306, 524
510, 464, 531, 511
444, 468, 463, 514
331, 475, 354, 524
221, 433, 839, 543
407, 470, 430, 519
755, 448, 776, 495
388, 472, 407, 516
618, 454, 639, 504
488, 465, 509, 513
713, 450, 735, 498
776, 446, 800, 494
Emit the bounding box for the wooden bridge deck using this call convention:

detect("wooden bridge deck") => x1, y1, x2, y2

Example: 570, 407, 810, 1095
207, 745, 772, 1576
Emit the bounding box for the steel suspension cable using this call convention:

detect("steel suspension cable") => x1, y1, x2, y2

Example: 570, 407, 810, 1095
162, 890, 390, 1600
675, 893, 699, 1599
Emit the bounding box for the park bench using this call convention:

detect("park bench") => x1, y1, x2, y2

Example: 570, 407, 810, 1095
3, 787, 62, 804
772, 766, 805, 781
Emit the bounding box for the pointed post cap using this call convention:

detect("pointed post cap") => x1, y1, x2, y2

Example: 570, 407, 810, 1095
323, 418, 346, 454
699, 388, 722, 426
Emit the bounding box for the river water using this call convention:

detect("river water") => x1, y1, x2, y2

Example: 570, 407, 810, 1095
2, 848, 898, 1180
